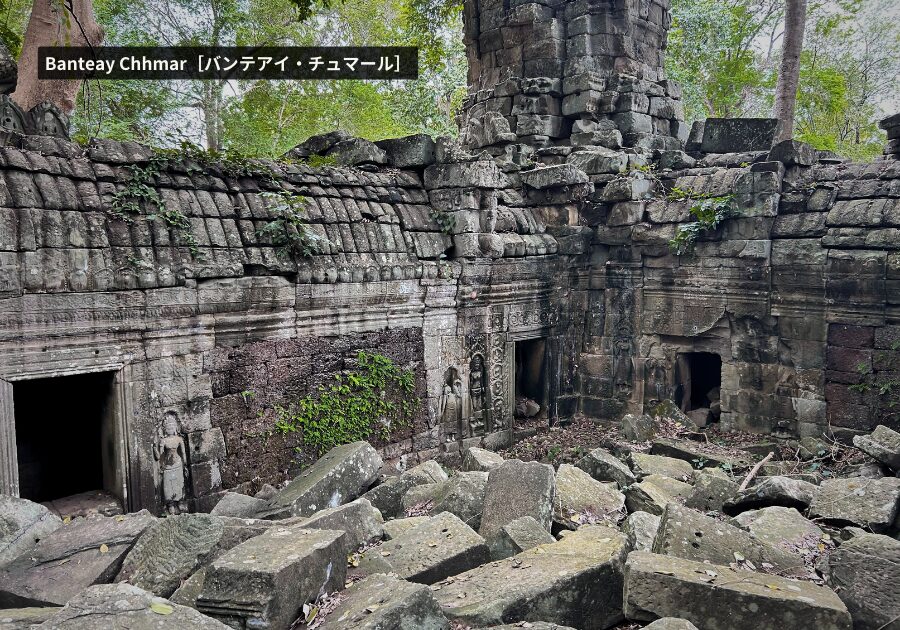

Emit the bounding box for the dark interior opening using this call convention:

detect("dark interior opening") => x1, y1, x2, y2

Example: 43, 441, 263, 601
14, 372, 117, 503
515, 338, 547, 418
675, 352, 722, 420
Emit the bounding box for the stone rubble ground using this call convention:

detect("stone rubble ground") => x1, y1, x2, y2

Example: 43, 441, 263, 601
0, 418, 899, 630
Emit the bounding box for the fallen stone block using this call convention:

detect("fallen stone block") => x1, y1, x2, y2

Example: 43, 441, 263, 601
116, 513, 226, 597
401, 471, 488, 529
828, 532, 900, 630
316, 573, 449, 630
724, 476, 820, 514
684, 469, 739, 512
462, 447, 505, 472
624, 551, 852, 630
479, 460, 556, 541
362, 460, 447, 519
621, 413, 655, 441
489, 516, 555, 560
622, 511, 660, 552
326, 137, 387, 166
553, 464, 625, 529
730, 506, 824, 551
0, 510, 156, 607
853, 424, 900, 470
383, 516, 430, 540
293, 497, 383, 550
0, 495, 62, 569
808, 477, 900, 532
375, 133, 436, 169
575, 447, 635, 488
38, 583, 230, 629
196, 524, 347, 629
259, 441, 382, 519
209, 492, 267, 518
434, 525, 628, 629
650, 438, 754, 471
652, 503, 801, 572
359, 511, 489, 584
624, 474, 692, 516
630, 453, 693, 482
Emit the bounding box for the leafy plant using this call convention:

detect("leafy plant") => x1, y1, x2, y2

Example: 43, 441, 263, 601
430, 208, 456, 235
669, 194, 736, 255
273, 351, 419, 455
256, 191, 331, 258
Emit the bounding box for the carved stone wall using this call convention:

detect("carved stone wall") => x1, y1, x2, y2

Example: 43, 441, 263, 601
0, 0, 897, 516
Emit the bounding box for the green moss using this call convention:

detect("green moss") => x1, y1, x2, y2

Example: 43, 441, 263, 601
273, 351, 419, 455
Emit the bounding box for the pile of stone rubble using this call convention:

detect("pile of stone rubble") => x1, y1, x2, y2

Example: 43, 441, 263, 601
1, 418, 899, 630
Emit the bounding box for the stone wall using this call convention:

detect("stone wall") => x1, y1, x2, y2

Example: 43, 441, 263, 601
0, 0, 897, 516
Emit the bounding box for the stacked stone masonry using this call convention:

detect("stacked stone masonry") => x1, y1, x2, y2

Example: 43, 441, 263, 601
0, 0, 897, 515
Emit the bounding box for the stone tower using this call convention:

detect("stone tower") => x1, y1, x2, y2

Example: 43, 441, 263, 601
460, 0, 686, 156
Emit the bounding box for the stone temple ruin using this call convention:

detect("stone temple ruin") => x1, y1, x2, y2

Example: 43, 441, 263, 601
0, 0, 897, 524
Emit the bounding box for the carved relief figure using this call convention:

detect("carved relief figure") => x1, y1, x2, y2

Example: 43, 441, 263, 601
468, 354, 488, 436
154, 413, 187, 515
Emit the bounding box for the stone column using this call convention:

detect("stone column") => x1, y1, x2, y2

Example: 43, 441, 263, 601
460, 0, 686, 154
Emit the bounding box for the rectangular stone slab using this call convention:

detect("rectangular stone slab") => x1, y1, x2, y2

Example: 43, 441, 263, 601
624, 551, 852, 630
359, 511, 489, 584
434, 525, 628, 630
196, 524, 347, 629
258, 441, 382, 519
0, 511, 156, 607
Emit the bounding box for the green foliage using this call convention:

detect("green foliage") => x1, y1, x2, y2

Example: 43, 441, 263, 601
669, 195, 737, 255
273, 351, 419, 455
110, 156, 202, 258
255, 191, 331, 258
430, 208, 456, 235
849, 346, 899, 413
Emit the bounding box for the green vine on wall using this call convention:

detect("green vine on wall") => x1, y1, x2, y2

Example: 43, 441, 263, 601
109, 143, 282, 261
668, 194, 737, 255
255, 191, 331, 258
273, 351, 419, 455
430, 208, 456, 235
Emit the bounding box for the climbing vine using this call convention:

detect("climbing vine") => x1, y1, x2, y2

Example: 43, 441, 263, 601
255, 191, 331, 258
430, 208, 456, 235
109, 143, 281, 260
668, 194, 736, 255
273, 351, 419, 455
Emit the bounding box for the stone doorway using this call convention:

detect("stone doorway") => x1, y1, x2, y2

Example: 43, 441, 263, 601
515, 338, 548, 419
675, 352, 722, 426
7, 371, 127, 513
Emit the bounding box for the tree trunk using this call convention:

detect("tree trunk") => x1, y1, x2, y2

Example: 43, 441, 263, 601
772, 0, 807, 142
11, 0, 104, 114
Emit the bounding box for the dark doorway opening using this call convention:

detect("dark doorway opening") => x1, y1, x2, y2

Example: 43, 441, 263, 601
515, 338, 547, 419
675, 352, 722, 423
14, 372, 119, 504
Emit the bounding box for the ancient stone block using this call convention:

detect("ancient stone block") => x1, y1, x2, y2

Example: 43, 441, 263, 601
828, 533, 900, 630
37, 583, 231, 630
0, 511, 157, 607
629, 453, 693, 482
316, 573, 449, 630
0, 496, 62, 569
434, 526, 628, 629
362, 460, 448, 520
294, 497, 384, 550
852, 424, 900, 470
359, 511, 489, 584
553, 464, 625, 529
575, 447, 635, 488
624, 474, 693, 516
624, 552, 851, 630
196, 525, 347, 629
479, 460, 556, 541
809, 477, 900, 532
700, 118, 783, 153
724, 476, 820, 514
116, 513, 226, 597
259, 441, 382, 518
461, 447, 505, 472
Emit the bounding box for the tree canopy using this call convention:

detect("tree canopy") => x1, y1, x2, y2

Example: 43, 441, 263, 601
1, 0, 897, 160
